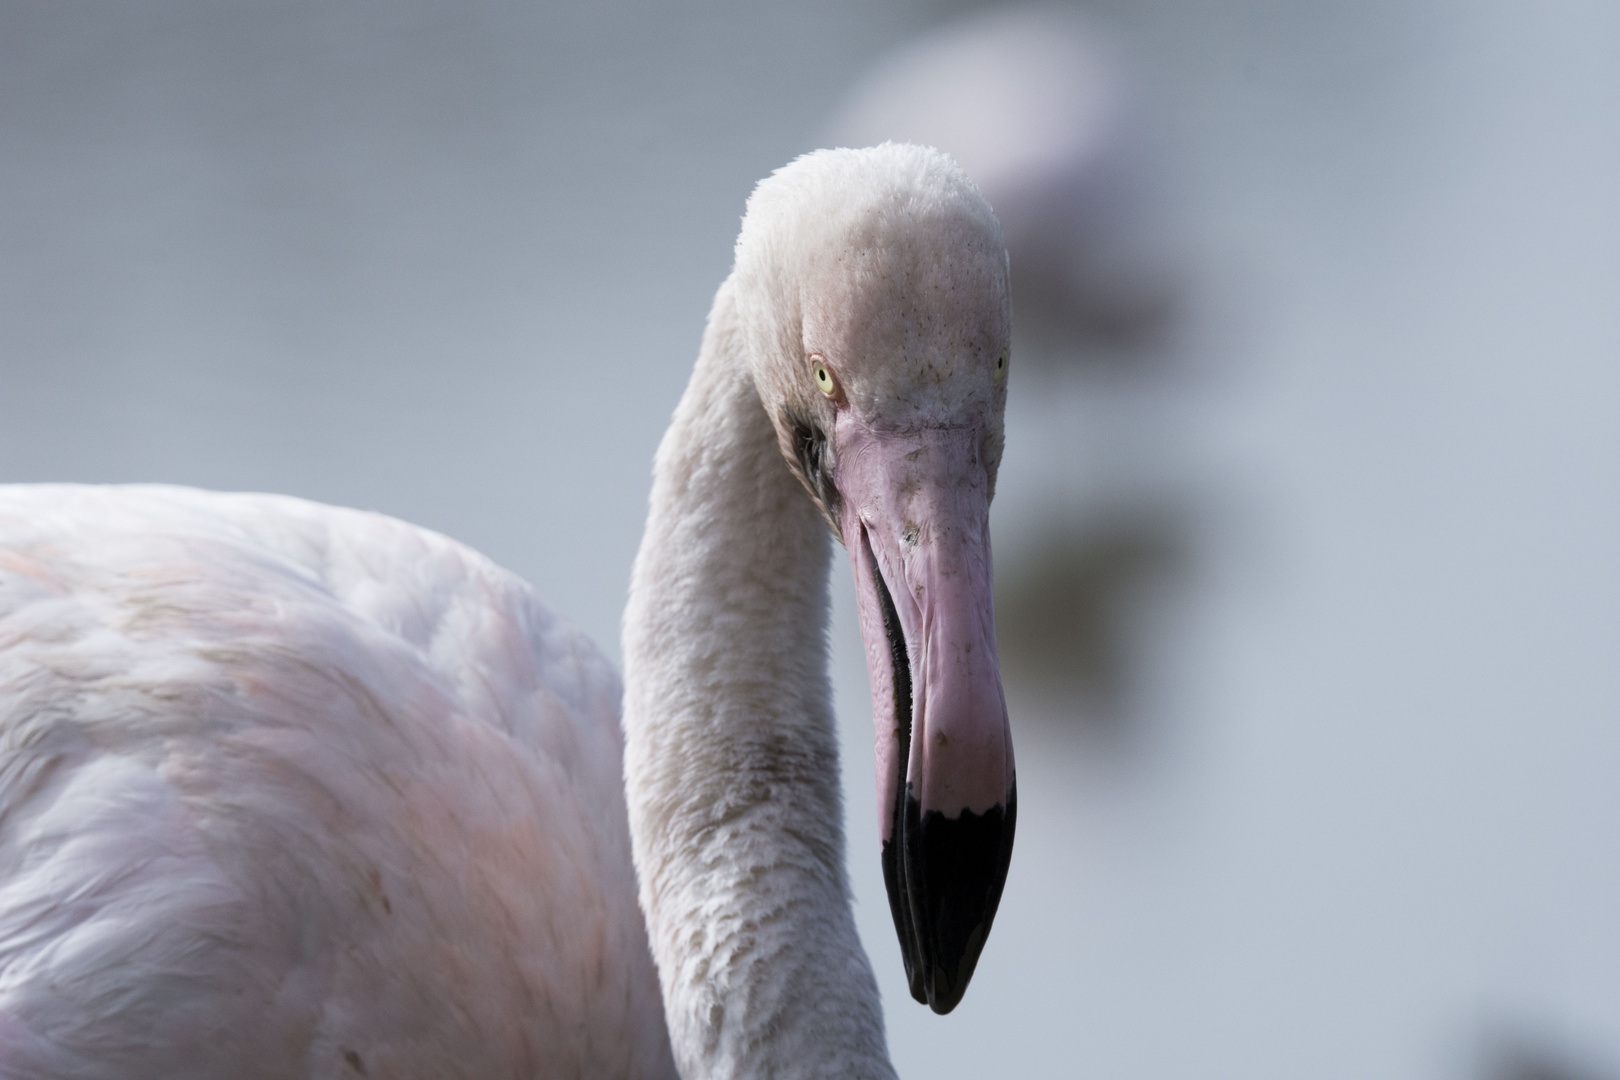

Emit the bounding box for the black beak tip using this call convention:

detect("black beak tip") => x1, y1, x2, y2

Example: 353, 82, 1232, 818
919, 918, 990, 1014
883, 781, 1017, 1015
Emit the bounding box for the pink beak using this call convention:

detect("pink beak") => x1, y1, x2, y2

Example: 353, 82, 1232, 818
835, 414, 1016, 1014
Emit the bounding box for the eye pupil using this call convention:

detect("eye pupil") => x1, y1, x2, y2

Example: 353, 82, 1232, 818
812, 360, 838, 397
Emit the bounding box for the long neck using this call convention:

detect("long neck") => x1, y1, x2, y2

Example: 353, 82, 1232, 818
622, 278, 894, 1080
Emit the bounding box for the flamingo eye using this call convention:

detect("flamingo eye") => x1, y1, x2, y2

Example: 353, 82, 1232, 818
812, 359, 838, 397
993, 351, 1007, 381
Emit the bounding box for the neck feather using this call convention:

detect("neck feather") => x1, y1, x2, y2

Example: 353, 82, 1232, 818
621, 278, 894, 1080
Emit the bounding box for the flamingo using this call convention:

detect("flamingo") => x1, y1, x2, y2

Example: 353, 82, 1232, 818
0, 143, 1016, 1079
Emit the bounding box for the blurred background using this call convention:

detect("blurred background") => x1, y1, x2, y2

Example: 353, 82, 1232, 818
2, 2, 1617, 1077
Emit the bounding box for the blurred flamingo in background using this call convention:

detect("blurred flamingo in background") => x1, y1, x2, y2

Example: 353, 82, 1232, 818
830, 5, 1178, 347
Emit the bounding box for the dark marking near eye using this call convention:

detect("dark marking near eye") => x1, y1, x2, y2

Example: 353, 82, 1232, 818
788, 413, 840, 524
342, 1048, 367, 1074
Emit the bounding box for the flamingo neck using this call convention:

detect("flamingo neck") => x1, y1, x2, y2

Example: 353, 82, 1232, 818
621, 278, 895, 1080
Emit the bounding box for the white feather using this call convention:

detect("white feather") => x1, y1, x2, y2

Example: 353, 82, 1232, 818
0, 484, 673, 1079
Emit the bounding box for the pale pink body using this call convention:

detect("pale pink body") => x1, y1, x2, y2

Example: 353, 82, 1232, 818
0, 485, 675, 1080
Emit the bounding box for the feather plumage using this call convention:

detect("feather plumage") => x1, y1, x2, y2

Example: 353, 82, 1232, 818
0, 484, 673, 1079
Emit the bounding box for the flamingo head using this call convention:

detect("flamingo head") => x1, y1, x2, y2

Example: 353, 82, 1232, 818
734, 144, 1015, 1014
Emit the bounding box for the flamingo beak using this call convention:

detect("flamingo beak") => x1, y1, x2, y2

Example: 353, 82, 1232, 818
834, 415, 1016, 1015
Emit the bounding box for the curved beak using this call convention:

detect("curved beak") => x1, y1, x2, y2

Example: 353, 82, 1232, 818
835, 415, 1016, 1014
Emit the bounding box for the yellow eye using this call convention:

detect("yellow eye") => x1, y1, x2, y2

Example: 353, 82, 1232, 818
812, 358, 838, 397
993, 351, 1008, 381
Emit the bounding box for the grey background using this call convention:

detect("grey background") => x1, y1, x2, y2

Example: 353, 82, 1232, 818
3, 2, 1618, 1078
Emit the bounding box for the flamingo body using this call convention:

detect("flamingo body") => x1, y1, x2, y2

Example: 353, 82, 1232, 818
0, 484, 674, 1079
